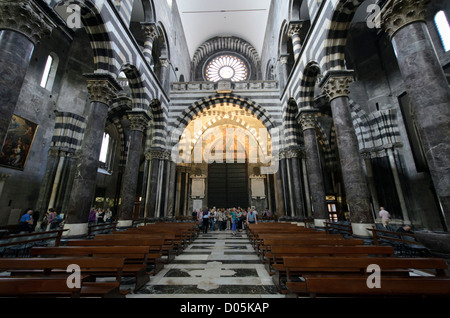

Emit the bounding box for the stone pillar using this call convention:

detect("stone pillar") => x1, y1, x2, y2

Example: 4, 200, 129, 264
64, 74, 121, 236
278, 54, 290, 89
144, 149, 166, 218
298, 109, 329, 228
320, 71, 374, 237
0, 0, 53, 146
166, 160, 177, 217
361, 152, 380, 215
160, 58, 171, 92
387, 148, 410, 225
141, 22, 158, 66
117, 111, 150, 227
288, 21, 306, 61
285, 148, 306, 218
274, 158, 286, 217
381, 0, 450, 229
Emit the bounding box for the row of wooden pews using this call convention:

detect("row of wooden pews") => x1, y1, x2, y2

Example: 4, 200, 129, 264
246, 222, 450, 298
0, 222, 199, 298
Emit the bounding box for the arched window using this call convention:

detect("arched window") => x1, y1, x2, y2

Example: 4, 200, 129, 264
98, 132, 115, 174
99, 132, 111, 164
434, 10, 450, 52
40, 53, 59, 91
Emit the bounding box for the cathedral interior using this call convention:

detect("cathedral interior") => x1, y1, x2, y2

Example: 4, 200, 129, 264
0, 0, 449, 239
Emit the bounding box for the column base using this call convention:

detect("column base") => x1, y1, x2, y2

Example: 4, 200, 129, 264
117, 219, 133, 228
351, 223, 374, 238
314, 218, 328, 228
62, 223, 88, 237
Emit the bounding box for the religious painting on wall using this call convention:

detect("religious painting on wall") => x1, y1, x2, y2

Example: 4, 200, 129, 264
0, 114, 38, 171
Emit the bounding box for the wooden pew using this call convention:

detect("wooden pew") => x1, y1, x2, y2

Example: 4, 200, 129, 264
66, 239, 165, 274
94, 233, 179, 261
258, 238, 365, 261
367, 227, 427, 256
0, 229, 68, 257
0, 277, 86, 298
253, 233, 344, 253
0, 257, 126, 298
88, 222, 118, 237
324, 221, 353, 236
296, 276, 450, 298
265, 245, 395, 275
280, 256, 449, 296
29, 246, 150, 292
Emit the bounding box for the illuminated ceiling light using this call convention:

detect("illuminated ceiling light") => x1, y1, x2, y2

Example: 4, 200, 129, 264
206, 55, 248, 82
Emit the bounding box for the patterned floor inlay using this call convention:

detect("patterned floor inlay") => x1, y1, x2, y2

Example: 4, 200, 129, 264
126, 230, 285, 298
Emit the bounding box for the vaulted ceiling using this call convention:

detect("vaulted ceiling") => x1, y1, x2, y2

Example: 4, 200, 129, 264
175, 0, 272, 59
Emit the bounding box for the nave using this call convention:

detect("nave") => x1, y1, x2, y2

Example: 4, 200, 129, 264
125, 229, 284, 298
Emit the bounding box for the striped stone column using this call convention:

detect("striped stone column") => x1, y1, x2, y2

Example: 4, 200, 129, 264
64, 74, 121, 237
320, 71, 374, 237
288, 21, 307, 62
381, 0, 450, 230
298, 109, 329, 228
141, 23, 159, 66
0, 0, 53, 147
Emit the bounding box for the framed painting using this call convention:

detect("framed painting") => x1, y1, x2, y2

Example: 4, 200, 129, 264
0, 114, 38, 171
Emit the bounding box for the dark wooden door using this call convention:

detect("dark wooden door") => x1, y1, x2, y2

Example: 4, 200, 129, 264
208, 163, 248, 209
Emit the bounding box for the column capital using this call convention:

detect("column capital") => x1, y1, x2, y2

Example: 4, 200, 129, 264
145, 149, 170, 161
278, 54, 290, 65
297, 109, 319, 131
141, 22, 159, 41
0, 0, 55, 45
84, 73, 122, 105
160, 58, 170, 68
127, 111, 151, 132
288, 20, 308, 38
320, 70, 354, 101
380, 0, 430, 38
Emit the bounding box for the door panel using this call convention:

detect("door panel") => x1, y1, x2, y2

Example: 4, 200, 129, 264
208, 163, 248, 209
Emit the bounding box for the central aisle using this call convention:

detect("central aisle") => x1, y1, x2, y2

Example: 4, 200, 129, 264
128, 229, 284, 298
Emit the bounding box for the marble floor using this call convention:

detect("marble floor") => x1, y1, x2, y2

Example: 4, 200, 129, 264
126, 229, 285, 298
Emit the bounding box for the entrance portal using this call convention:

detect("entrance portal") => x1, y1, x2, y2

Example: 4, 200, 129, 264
208, 163, 248, 209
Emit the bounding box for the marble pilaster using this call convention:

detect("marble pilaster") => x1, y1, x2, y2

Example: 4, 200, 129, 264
64, 74, 121, 236
320, 71, 374, 236
382, 0, 450, 229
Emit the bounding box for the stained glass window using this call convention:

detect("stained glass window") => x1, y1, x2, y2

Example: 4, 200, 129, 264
205, 55, 248, 82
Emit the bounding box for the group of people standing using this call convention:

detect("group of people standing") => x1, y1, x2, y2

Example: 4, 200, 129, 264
18, 208, 64, 233
194, 207, 260, 236
88, 207, 113, 225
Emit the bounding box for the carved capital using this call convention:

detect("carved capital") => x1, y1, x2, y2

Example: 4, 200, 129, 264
141, 22, 159, 41
279, 54, 290, 65
160, 58, 170, 68
0, 0, 54, 45
298, 110, 318, 131
283, 148, 305, 159
288, 20, 307, 38
84, 73, 122, 106
127, 111, 150, 132
320, 71, 354, 101
381, 0, 430, 38
145, 149, 170, 161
